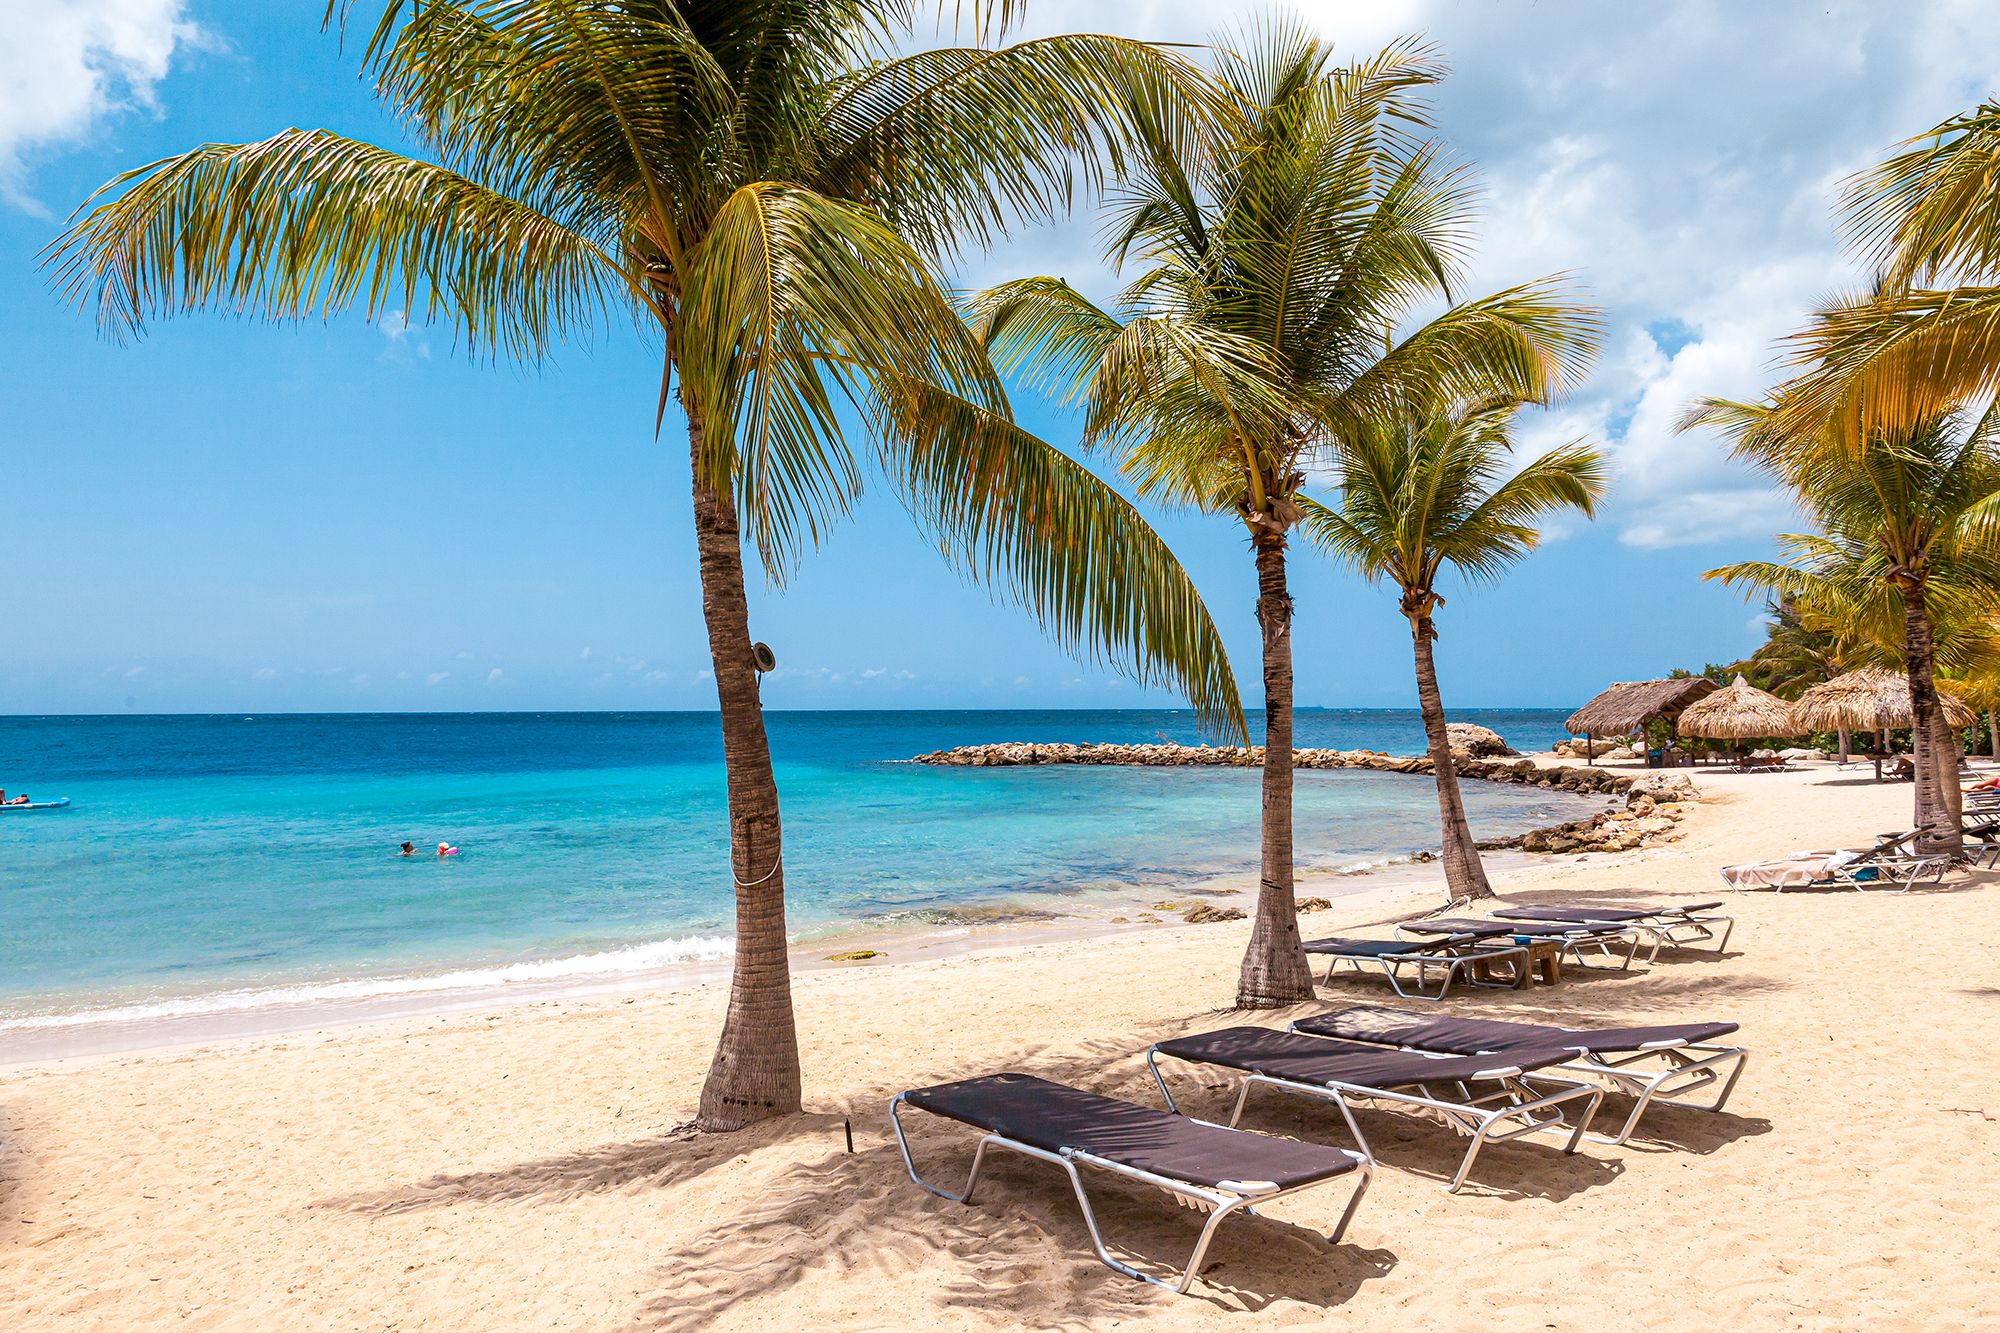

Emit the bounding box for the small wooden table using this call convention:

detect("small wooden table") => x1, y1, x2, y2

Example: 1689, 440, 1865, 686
1471, 937, 1562, 989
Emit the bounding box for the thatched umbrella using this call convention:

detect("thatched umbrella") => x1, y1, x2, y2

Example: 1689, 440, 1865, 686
1564, 677, 1720, 765
1791, 667, 1976, 733
1676, 674, 1798, 762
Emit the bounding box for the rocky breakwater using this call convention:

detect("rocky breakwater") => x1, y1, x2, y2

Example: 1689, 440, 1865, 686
912, 744, 1698, 858
912, 740, 1632, 795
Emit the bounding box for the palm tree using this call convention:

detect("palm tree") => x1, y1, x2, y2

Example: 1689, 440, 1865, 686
47, 0, 1247, 1129
970, 28, 1598, 1004
1298, 399, 1604, 899
1690, 397, 2000, 855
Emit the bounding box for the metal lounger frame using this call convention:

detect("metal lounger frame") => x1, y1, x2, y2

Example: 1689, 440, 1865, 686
888, 1094, 1372, 1294
1784, 853, 1952, 893
1557, 1040, 1751, 1144
1394, 921, 1643, 972
1314, 942, 1530, 1001
1290, 1024, 1752, 1147
1145, 1045, 1604, 1194
1495, 909, 1735, 962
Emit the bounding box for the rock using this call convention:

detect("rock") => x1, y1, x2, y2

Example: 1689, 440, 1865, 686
1297, 896, 1332, 913
1628, 793, 1657, 815
1445, 723, 1516, 757
1182, 903, 1247, 924
1553, 736, 1629, 759
1778, 747, 1826, 762
1626, 773, 1699, 804
824, 949, 883, 961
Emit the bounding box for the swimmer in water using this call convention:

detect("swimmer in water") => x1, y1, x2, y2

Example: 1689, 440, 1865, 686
400, 841, 416, 856
436, 841, 459, 857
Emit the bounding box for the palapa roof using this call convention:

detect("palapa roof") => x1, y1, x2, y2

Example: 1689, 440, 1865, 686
1565, 677, 1720, 737
1676, 674, 1799, 740
1791, 667, 1976, 730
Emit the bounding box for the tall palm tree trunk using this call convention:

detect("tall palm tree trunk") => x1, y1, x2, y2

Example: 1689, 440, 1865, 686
1988, 710, 1998, 762
1899, 581, 1962, 857
687, 409, 803, 1130
1409, 612, 1492, 899
1237, 529, 1314, 1007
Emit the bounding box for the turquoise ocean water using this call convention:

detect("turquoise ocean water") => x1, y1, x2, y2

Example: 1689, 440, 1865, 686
0, 710, 1598, 1030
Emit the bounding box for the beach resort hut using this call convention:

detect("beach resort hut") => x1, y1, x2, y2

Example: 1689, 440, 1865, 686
1676, 674, 1799, 767
1790, 667, 1976, 732
1564, 677, 1721, 765
1791, 667, 1975, 773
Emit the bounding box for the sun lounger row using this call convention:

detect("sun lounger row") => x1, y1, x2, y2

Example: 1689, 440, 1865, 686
1300, 899, 1734, 999
893, 1006, 1749, 1292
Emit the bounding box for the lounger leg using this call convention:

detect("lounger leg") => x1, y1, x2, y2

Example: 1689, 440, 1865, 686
1325, 1158, 1373, 1246
889, 1096, 996, 1203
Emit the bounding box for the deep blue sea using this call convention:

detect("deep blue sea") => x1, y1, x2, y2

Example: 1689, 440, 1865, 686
0, 709, 1595, 1030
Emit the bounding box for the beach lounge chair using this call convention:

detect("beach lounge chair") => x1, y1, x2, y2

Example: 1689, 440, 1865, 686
1719, 826, 1951, 891
1146, 1027, 1602, 1193
1293, 1005, 1749, 1146
1302, 933, 1531, 1000
890, 1072, 1372, 1293
1393, 916, 1643, 970
1489, 901, 1735, 959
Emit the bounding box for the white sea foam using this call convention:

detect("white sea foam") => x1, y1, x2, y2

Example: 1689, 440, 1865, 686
0, 934, 736, 1031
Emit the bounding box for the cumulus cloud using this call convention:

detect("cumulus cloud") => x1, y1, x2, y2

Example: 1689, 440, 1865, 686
978, 0, 2000, 549
0, 0, 204, 211
425, 671, 450, 686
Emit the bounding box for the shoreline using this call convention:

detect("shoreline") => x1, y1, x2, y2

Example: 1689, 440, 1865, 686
0, 848, 1549, 1068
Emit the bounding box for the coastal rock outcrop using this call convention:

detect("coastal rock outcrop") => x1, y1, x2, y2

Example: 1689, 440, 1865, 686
1181, 903, 1247, 924
912, 742, 1638, 796
1552, 736, 1634, 760
1445, 723, 1516, 757
1519, 803, 1685, 855
1625, 773, 1700, 805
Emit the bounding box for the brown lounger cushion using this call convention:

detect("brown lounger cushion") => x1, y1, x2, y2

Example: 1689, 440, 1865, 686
1297, 1006, 1739, 1055
903, 1073, 1362, 1190
1502, 902, 1722, 924
1155, 1026, 1572, 1085
1397, 917, 1616, 939
1301, 936, 1471, 957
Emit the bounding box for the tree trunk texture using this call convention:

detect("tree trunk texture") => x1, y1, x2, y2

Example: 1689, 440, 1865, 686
1411, 613, 1492, 900
1989, 710, 1998, 762
688, 410, 803, 1130
1899, 582, 1962, 857
1236, 530, 1314, 1007
1838, 727, 1851, 765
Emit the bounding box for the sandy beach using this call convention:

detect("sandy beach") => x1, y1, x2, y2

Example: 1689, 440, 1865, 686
3, 759, 1997, 1330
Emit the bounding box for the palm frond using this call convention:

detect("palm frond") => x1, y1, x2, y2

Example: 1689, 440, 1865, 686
871, 368, 1247, 742
676, 180, 1000, 576
812, 33, 1219, 255
45, 128, 625, 355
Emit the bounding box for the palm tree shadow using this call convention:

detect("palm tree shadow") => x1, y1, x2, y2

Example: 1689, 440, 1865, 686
626, 1137, 1395, 1330
313, 1114, 839, 1216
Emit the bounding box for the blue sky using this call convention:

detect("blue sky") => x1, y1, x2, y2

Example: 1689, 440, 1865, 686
2, 1, 1996, 715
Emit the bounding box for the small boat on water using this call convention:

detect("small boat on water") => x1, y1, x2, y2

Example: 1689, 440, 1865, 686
0, 797, 71, 811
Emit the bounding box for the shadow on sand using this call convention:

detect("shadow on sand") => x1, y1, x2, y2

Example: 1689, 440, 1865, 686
626, 1131, 1397, 1330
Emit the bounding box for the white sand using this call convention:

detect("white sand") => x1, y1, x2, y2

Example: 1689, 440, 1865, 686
2, 761, 1997, 1329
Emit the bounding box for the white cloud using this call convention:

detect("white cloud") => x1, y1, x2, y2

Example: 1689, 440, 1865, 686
377, 309, 433, 363
0, 0, 203, 211
485, 667, 503, 683
252, 666, 276, 681
976, 0, 2000, 550
425, 671, 450, 685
